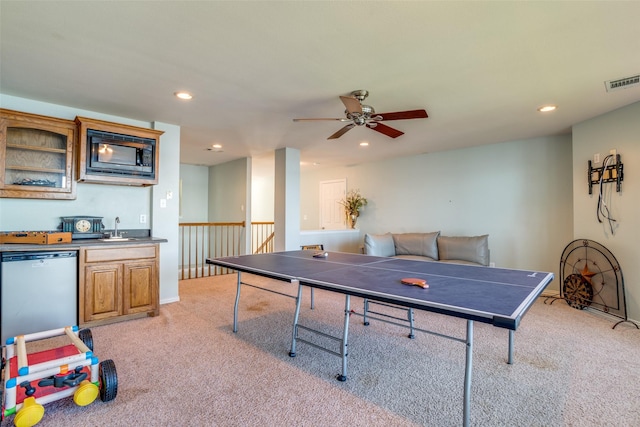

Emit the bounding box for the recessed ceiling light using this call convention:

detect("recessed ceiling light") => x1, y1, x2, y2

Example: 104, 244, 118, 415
537, 105, 557, 112
212, 144, 222, 149
359, 141, 369, 147
175, 91, 193, 100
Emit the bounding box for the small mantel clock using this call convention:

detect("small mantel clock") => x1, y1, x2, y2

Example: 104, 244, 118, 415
60, 216, 104, 239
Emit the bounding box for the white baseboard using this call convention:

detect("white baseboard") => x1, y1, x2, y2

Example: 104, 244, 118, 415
160, 296, 180, 305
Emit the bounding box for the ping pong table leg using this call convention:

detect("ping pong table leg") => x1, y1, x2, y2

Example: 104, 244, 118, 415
463, 319, 473, 427
408, 308, 415, 339
337, 294, 351, 382
289, 281, 303, 357
233, 272, 242, 333
508, 330, 514, 364
363, 298, 370, 325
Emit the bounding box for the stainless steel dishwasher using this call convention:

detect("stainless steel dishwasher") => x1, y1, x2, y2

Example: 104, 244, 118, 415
1, 250, 78, 344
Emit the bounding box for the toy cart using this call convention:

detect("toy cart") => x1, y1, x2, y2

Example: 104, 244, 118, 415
1, 326, 117, 427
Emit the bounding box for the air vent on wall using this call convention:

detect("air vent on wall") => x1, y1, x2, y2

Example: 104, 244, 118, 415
604, 74, 640, 92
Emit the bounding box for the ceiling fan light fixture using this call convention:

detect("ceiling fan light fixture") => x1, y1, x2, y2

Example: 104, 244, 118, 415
359, 141, 369, 147
361, 105, 375, 116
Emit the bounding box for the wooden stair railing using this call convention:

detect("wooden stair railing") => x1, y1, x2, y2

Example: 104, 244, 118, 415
179, 221, 275, 279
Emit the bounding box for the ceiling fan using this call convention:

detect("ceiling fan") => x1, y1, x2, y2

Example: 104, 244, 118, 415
293, 90, 428, 139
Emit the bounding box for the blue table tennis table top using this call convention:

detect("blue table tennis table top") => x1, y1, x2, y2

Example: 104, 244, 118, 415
207, 250, 554, 330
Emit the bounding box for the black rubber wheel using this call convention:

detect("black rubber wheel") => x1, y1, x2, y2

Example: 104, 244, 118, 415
563, 274, 594, 310
99, 359, 118, 402
78, 329, 93, 351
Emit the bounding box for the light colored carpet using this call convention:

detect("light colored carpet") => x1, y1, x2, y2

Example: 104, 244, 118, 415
4, 273, 640, 426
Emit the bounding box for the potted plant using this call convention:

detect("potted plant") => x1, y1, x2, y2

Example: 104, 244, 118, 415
339, 189, 367, 229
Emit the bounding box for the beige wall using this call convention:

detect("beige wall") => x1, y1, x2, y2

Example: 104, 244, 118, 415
208, 158, 249, 222
301, 135, 574, 292
572, 101, 640, 321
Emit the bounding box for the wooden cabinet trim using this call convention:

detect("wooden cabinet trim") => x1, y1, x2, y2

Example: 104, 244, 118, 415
83, 244, 158, 263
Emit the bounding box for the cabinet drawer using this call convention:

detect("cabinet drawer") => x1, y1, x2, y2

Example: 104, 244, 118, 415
83, 245, 157, 263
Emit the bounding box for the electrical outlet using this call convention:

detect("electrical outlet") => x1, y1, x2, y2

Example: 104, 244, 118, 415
160, 199, 167, 208
139, 214, 147, 224
610, 149, 617, 157
594, 153, 600, 163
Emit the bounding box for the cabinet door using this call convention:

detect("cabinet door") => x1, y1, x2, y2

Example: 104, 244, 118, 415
84, 263, 124, 322
123, 260, 158, 315
0, 109, 76, 199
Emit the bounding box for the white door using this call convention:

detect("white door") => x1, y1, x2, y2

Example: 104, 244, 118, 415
319, 179, 346, 230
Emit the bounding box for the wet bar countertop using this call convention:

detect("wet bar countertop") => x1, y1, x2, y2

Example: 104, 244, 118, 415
0, 230, 167, 252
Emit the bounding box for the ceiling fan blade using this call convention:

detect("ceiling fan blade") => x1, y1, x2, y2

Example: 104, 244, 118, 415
367, 122, 404, 138
328, 124, 355, 139
339, 96, 363, 115
293, 118, 350, 122
376, 109, 428, 121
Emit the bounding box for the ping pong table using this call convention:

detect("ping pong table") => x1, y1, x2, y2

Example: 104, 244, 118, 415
206, 250, 553, 426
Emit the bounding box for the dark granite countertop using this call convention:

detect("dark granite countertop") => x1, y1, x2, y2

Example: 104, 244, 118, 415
0, 236, 167, 252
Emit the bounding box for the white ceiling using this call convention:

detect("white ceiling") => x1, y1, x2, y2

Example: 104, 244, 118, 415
2, 1, 639, 169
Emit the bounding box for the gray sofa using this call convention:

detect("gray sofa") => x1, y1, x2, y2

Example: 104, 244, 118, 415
364, 231, 490, 266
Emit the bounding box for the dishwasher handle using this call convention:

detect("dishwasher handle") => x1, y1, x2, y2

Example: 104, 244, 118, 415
1, 251, 77, 262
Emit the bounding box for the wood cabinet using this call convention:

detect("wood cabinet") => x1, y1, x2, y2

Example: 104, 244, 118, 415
79, 243, 159, 327
0, 108, 76, 199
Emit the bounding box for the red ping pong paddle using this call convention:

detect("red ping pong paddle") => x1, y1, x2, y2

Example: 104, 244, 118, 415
401, 278, 429, 288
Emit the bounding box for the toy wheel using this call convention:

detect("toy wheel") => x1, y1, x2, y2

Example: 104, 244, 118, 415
13, 397, 44, 427
78, 329, 93, 351
99, 359, 118, 402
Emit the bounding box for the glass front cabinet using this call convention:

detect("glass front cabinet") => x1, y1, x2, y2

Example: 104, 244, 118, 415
0, 109, 76, 199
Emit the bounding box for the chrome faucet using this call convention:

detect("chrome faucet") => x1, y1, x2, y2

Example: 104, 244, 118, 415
113, 216, 121, 238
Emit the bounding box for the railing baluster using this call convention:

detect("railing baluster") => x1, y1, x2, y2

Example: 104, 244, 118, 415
179, 222, 270, 279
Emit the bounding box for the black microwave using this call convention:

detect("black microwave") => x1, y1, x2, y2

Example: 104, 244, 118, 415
86, 129, 156, 179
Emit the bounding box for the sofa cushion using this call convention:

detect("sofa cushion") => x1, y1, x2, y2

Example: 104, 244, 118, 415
364, 233, 396, 257
439, 259, 484, 266
392, 232, 440, 259
394, 254, 437, 262
437, 235, 489, 266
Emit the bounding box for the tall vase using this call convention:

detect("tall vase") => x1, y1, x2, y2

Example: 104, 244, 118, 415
349, 213, 358, 229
